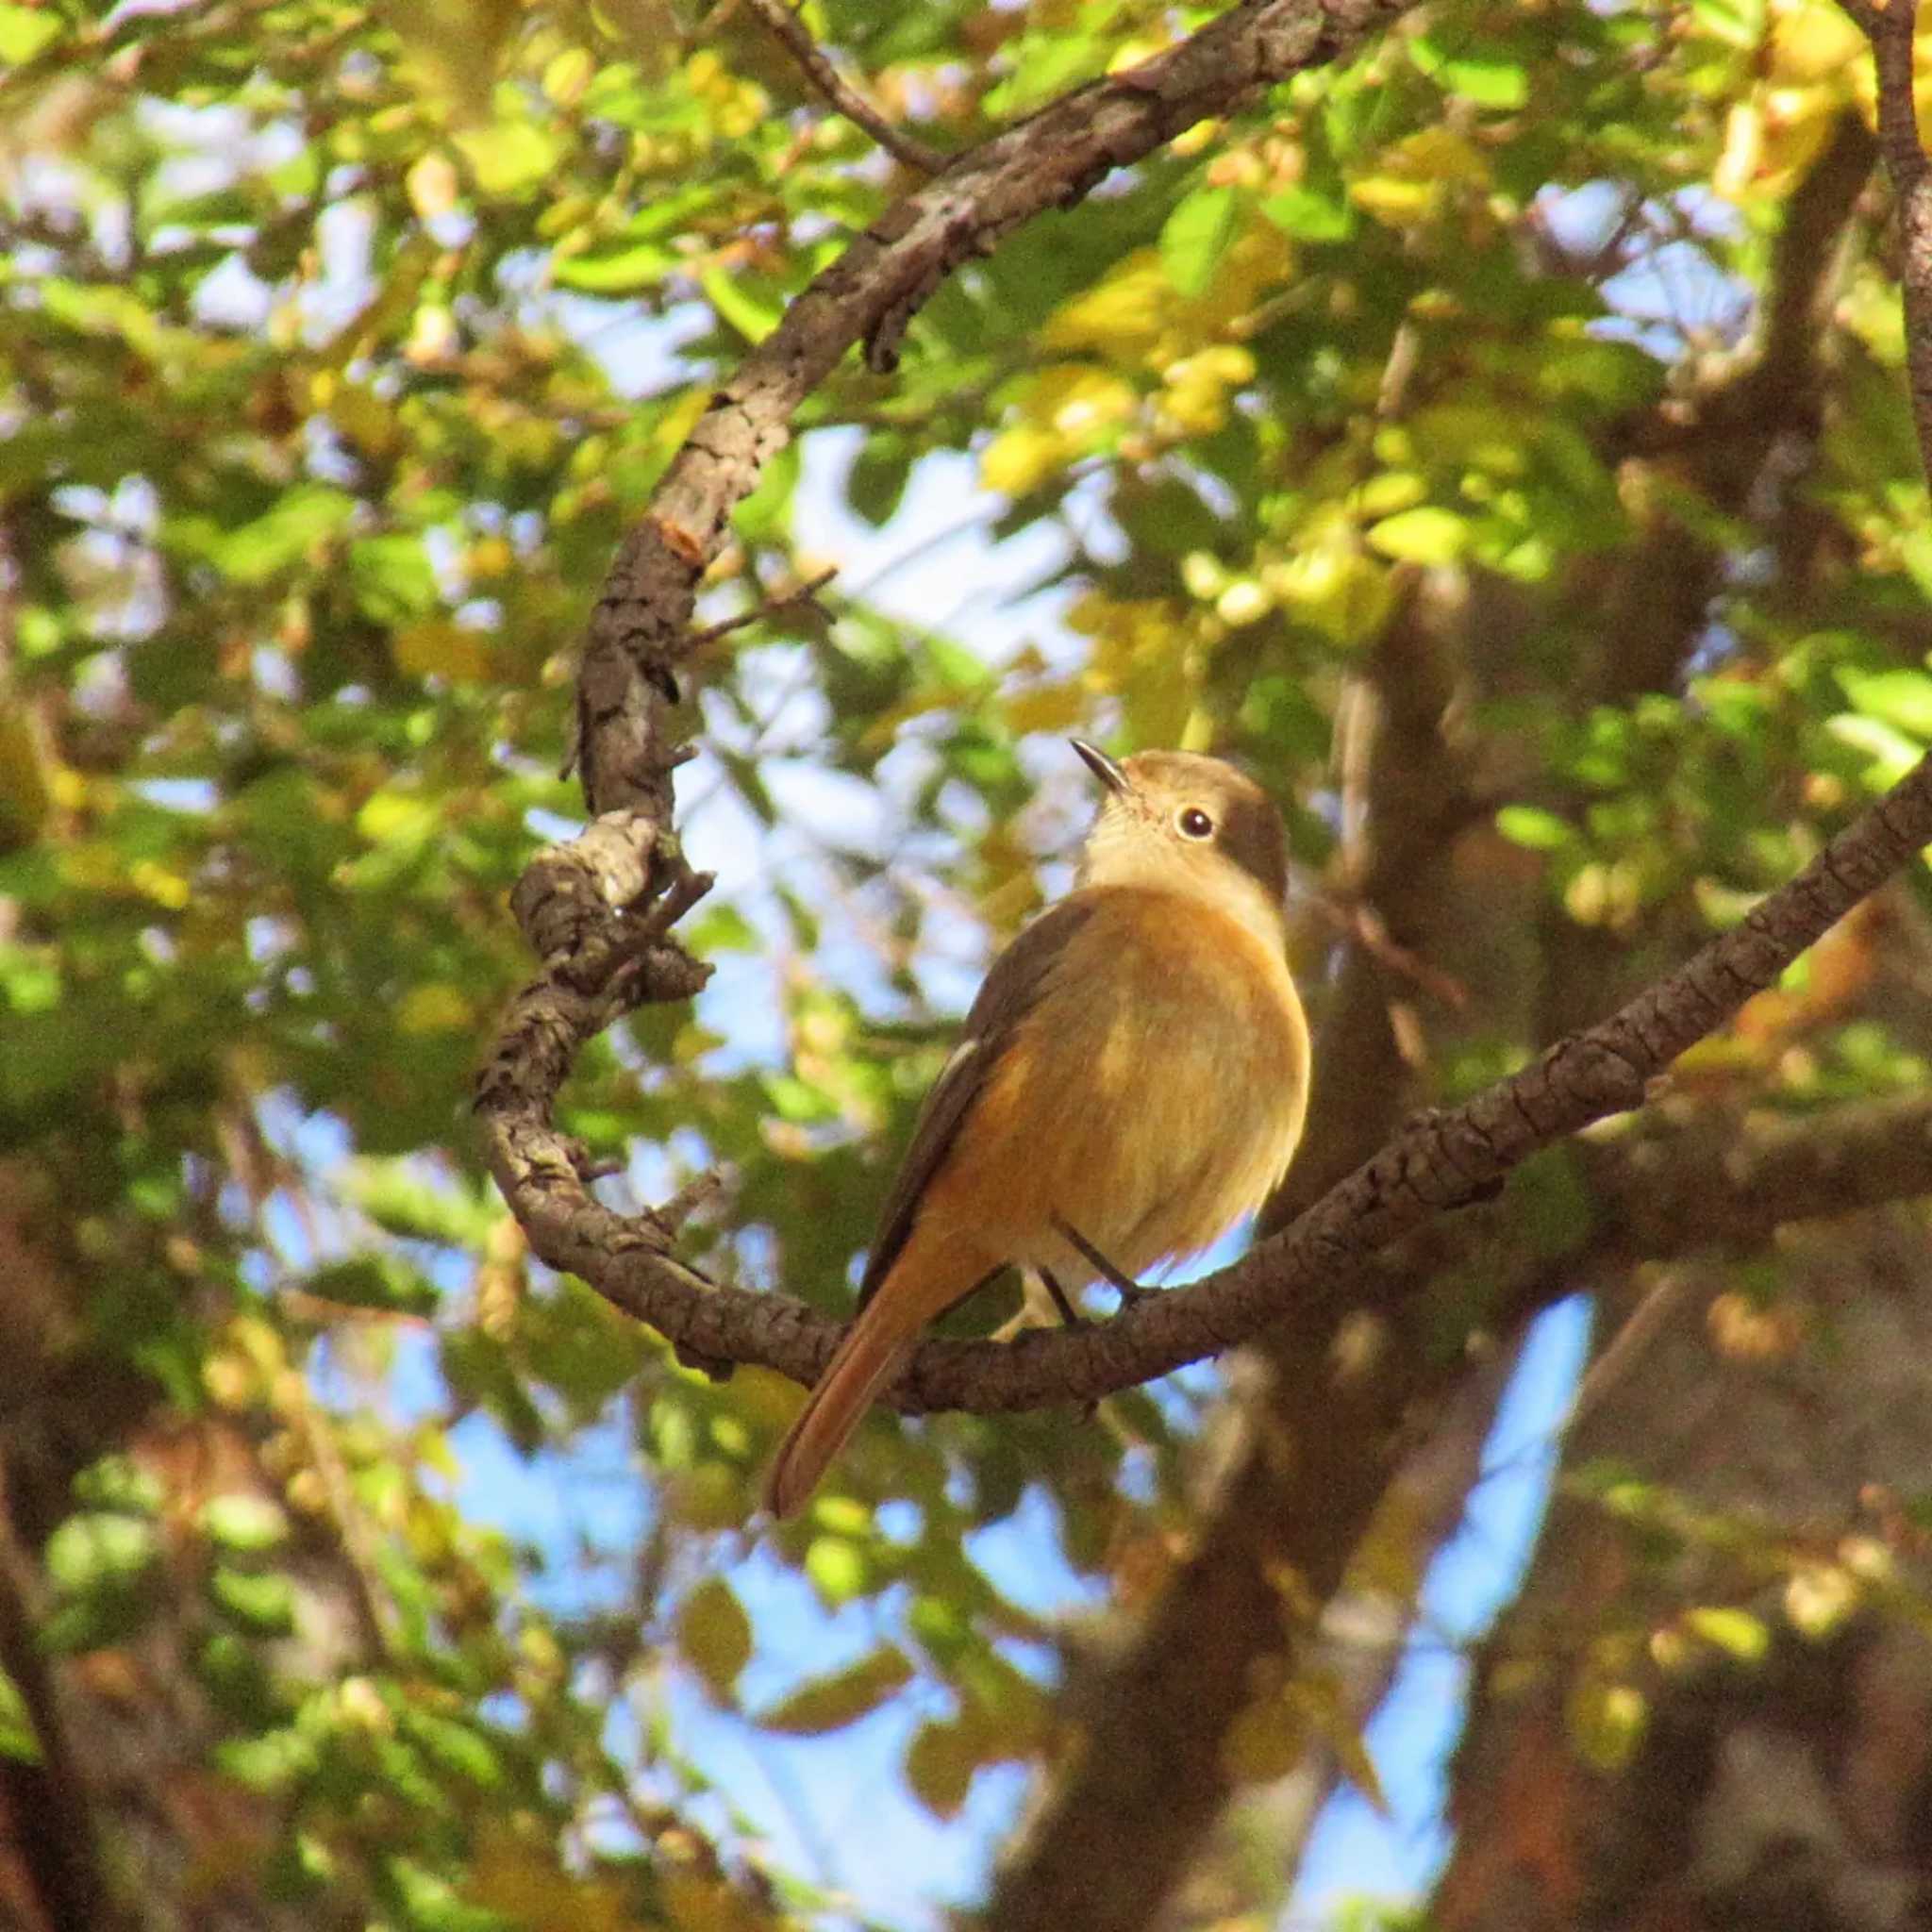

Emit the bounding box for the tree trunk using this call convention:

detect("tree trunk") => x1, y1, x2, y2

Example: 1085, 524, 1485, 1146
1436, 1216, 1932, 1931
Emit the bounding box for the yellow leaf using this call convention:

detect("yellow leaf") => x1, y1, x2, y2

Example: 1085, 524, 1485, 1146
129, 859, 191, 910
397, 983, 473, 1035
1567, 1676, 1647, 1772
543, 46, 594, 106
1265, 538, 1392, 647
453, 123, 564, 197
1354, 471, 1427, 519
1684, 1606, 1770, 1661
471, 1838, 631, 1932
1786, 1562, 1859, 1637
1367, 506, 1469, 565
662, 1869, 764, 1932
1770, 1, 1866, 84
1000, 680, 1085, 737
328, 381, 400, 458
393, 621, 496, 683
1351, 127, 1488, 227
356, 790, 438, 845
980, 424, 1062, 497
1350, 175, 1441, 225
1043, 253, 1172, 358
1288, 1670, 1389, 1814
0, 702, 55, 842
1221, 1674, 1303, 1784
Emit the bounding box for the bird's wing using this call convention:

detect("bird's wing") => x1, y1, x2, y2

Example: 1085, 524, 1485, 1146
856, 895, 1096, 1310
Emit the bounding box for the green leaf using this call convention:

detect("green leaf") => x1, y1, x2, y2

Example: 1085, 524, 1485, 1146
174, 484, 357, 587
699, 265, 783, 344
1410, 36, 1529, 108
924, 634, 996, 693
755, 1645, 913, 1734
1367, 506, 1469, 563
208, 1567, 296, 1635
382, 1855, 507, 1932
1827, 713, 1923, 786
1260, 185, 1355, 242
45, 1513, 160, 1595
199, 1495, 290, 1555
1159, 186, 1241, 299
400, 1710, 503, 1788
350, 534, 440, 622
216, 1728, 318, 1794
1837, 667, 1932, 741
686, 904, 759, 953
847, 440, 913, 526
341, 1160, 499, 1248
297, 1256, 439, 1316
1495, 805, 1573, 850
552, 244, 674, 293
0, 1670, 38, 1762
73, 1455, 163, 1517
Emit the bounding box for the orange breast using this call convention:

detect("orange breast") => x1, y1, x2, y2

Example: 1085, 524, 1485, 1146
913, 888, 1308, 1286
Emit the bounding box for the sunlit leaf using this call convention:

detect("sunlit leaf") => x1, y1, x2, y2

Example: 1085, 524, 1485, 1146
1366, 505, 1469, 563
1159, 186, 1241, 299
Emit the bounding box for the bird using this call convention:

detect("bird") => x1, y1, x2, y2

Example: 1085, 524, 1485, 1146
761, 740, 1310, 1519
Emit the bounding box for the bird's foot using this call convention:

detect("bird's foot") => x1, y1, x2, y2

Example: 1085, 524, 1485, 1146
1053, 1217, 1156, 1311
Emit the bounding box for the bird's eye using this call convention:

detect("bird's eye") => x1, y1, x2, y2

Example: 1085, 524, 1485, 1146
1177, 807, 1214, 840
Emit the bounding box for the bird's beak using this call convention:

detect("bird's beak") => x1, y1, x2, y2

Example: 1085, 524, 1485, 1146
1071, 739, 1130, 796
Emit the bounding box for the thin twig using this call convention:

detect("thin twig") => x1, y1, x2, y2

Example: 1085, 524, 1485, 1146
690, 566, 838, 648
1306, 890, 1471, 1009
744, 0, 946, 175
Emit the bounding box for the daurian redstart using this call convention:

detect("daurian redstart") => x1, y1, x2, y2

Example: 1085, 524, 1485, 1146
763, 741, 1308, 1517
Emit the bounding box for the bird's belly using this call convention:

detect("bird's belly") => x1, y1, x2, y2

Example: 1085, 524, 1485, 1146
921, 924, 1306, 1284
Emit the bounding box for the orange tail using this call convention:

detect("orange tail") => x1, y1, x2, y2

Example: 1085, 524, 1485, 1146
762, 1297, 922, 1520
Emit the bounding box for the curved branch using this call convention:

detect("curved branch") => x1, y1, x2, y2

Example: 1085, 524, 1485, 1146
575, 0, 1414, 813
480, 0, 1424, 1358
481, 0, 1932, 1424
488, 746, 1932, 1410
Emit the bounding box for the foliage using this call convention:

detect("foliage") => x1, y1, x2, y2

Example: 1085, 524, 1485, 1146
5, 0, 1932, 1926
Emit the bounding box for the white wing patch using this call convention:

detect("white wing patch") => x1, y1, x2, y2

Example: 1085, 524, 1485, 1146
935, 1038, 978, 1091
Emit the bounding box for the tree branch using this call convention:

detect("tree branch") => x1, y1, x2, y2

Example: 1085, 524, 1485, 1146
986, 42, 1905, 1931
482, 0, 1932, 1424
491, 724, 1932, 1411
744, 0, 946, 175
479, 0, 1424, 1370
